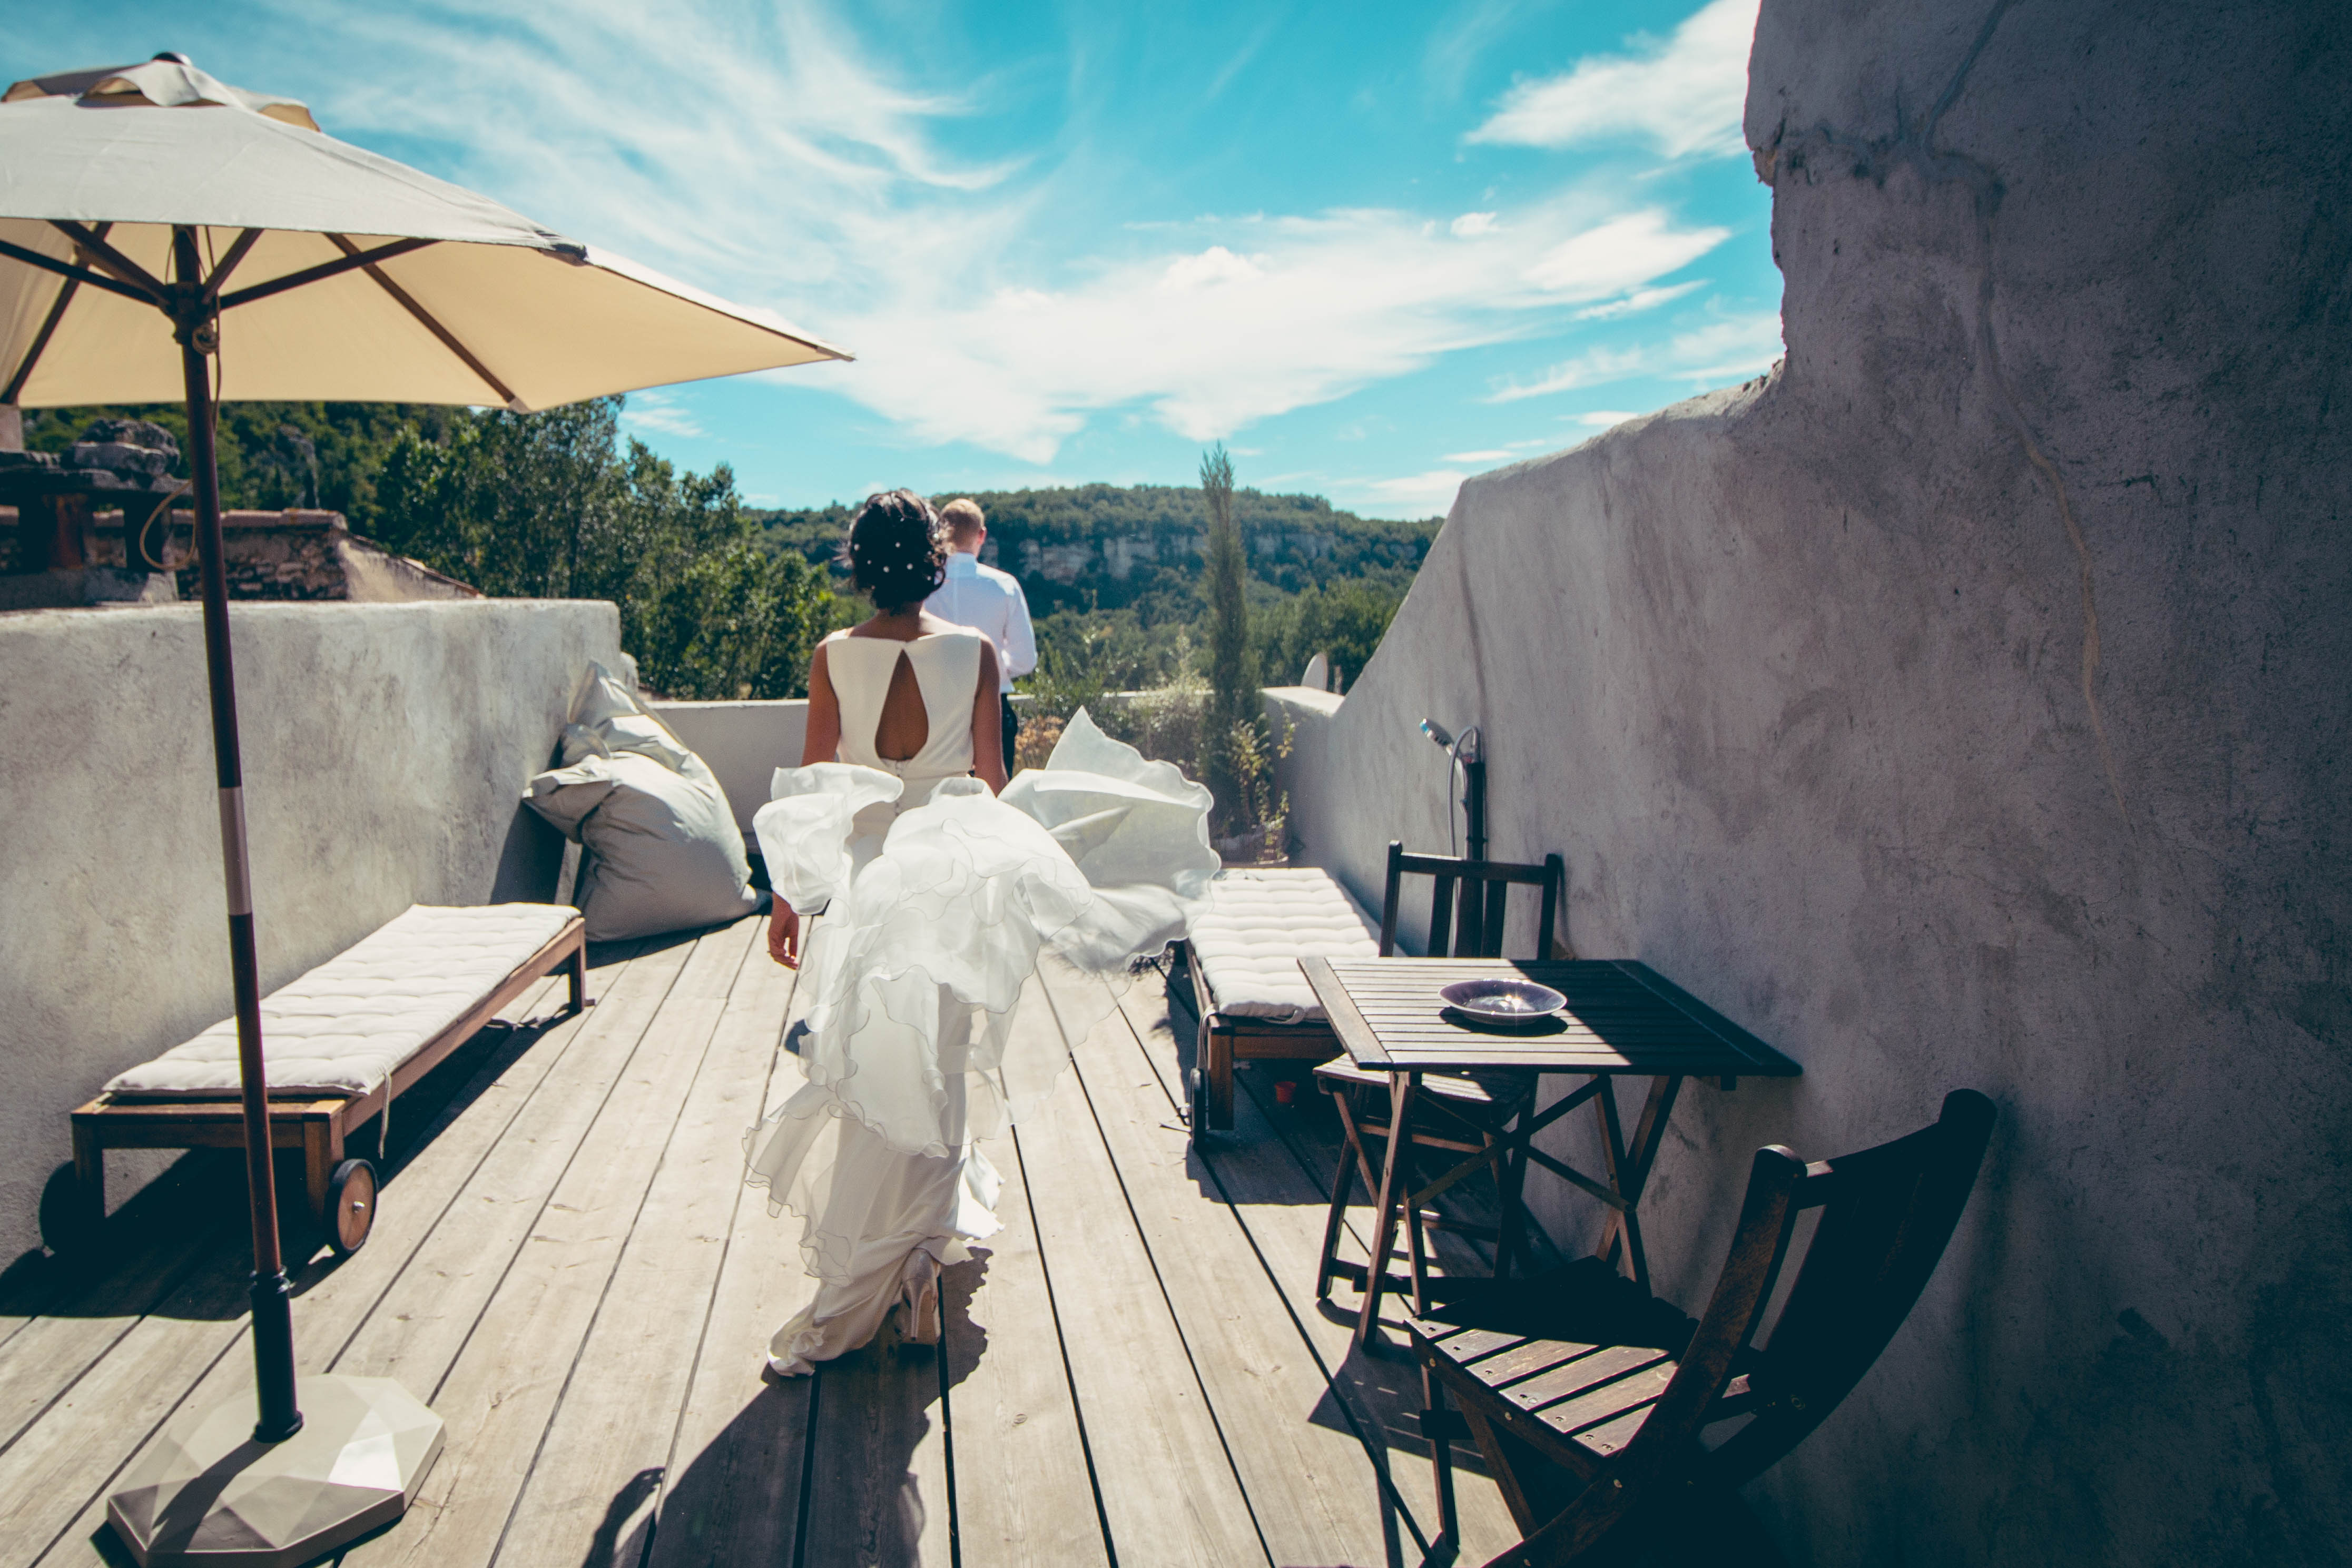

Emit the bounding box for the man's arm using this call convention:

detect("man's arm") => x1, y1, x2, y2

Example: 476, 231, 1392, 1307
1002, 577, 1038, 681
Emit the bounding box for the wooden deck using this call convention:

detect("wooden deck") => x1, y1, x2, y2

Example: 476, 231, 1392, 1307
0, 915, 1532, 1568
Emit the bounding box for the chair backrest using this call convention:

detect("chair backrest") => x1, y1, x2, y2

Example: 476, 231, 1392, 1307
1523, 1090, 1994, 1561
1705, 1087, 1996, 1482
1379, 839, 1564, 960
1632, 1090, 1995, 1481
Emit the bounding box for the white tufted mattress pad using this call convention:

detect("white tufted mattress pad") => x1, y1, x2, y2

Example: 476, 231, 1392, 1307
105, 903, 578, 1100
1190, 867, 1381, 1024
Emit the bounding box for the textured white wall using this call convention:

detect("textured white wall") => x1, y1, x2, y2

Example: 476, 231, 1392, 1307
0, 598, 618, 1264
1275, 1, 2352, 1560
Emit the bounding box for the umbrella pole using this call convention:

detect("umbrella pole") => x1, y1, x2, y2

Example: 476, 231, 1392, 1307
175, 227, 302, 1445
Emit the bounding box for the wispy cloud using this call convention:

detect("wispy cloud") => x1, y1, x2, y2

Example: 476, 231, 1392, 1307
1465, 0, 1757, 160
1486, 309, 1783, 401
223, 1, 1738, 466
1355, 469, 1469, 515
809, 200, 1734, 461
618, 389, 705, 439
1575, 280, 1704, 319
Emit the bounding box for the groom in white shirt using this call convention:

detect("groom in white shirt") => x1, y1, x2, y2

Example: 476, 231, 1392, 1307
924, 497, 1037, 777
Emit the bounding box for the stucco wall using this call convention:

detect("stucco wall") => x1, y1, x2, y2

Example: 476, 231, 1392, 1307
1276, 2, 2352, 1562
649, 698, 810, 839
0, 598, 618, 1265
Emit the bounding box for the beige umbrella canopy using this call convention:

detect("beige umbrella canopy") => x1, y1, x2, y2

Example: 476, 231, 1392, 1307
0, 55, 846, 409
0, 54, 848, 1567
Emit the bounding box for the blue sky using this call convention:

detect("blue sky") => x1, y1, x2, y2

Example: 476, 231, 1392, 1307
6, 1, 1780, 518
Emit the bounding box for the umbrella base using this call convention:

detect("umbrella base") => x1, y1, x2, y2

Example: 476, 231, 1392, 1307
106, 1375, 443, 1568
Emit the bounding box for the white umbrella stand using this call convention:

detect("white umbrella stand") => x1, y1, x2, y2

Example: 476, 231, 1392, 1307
0, 56, 845, 1566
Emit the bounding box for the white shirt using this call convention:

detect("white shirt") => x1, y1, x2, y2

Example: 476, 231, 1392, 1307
924, 550, 1037, 694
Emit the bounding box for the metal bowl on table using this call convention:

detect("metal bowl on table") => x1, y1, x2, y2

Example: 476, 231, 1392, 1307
1439, 977, 1566, 1029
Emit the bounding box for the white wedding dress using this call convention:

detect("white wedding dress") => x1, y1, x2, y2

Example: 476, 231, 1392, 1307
745, 627, 1217, 1374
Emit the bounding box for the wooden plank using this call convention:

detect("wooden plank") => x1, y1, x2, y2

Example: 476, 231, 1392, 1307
1013, 980, 1268, 1567
1059, 970, 1400, 1568
1130, 972, 1526, 1566
645, 926, 824, 1568
799, 1333, 956, 1566
494, 922, 794, 1568
1300, 956, 1386, 1064
948, 1003, 1110, 1568
322, 934, 701, 1394
14, 953, 623, 1568
0, 969, 575, 1464
341, 924, 753, 1567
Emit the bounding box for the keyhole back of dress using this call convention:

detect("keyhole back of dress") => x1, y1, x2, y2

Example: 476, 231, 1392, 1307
871, 648, 930, 762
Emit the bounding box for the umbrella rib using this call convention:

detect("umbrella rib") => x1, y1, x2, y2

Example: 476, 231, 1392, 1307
326, 233, 517, 407
0, 235, 155, 306
3, 221, 109, 404
215, 235, 437, 312
47, 220, 169, 299
202, 228, 267, 301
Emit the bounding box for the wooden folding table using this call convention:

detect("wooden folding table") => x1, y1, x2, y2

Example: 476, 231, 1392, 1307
1299, 956, 1801, 1348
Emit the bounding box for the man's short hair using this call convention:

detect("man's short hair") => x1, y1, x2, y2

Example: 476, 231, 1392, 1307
940, 497, 986, 544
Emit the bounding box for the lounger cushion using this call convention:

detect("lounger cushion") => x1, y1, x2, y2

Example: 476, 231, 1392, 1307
103, 903, 576, 1099
1190, 867, 1380, 1024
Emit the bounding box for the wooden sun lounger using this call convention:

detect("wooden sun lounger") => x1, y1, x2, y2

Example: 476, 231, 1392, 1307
67, 906, 586, 1256
1176, 867, 1383, 1133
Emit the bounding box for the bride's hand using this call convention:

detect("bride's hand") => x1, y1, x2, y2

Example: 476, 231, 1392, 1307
767, 901, 802, 969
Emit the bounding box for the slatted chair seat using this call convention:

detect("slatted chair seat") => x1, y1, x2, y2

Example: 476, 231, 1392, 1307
1400, 1090, 1995, 1568
1404, 1258, 1707, 1474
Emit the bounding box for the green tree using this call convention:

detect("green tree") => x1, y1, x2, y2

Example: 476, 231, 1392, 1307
372, 398, 832, 699
1201, 445, 1248, 726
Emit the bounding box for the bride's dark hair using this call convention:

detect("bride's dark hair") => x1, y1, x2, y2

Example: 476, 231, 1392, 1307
841, 489, 947, 613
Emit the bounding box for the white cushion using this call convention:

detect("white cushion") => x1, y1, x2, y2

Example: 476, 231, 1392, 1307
1191, 867, 1381, 1024
104, 903, 576, 1099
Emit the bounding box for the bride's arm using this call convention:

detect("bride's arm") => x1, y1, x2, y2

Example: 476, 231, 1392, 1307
801, 640, 841, 765
771, 640, 841, 968
972, 640, 1007, 794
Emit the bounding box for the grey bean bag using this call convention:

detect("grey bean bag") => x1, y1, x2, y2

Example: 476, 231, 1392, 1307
526, 663, 763, 941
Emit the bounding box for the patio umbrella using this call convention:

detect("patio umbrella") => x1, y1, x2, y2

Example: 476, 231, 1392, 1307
0, 54, 848, 1565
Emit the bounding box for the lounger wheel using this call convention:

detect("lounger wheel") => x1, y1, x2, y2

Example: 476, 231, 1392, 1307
326, 1158, 378, 1259
1189, 1069, 1212, 1145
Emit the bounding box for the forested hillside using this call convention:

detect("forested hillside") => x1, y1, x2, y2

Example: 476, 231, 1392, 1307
18, 398, 1436, 703
759, 484, 1438, 698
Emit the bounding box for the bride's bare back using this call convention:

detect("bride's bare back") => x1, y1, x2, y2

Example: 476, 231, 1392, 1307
800, 607, 1006, 788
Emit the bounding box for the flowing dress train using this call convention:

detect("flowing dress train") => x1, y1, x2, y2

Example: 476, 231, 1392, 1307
744, 628, 1216, 1374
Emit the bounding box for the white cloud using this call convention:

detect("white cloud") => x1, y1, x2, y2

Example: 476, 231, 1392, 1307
1487, 309, 1783, 402
1350, 469, 1469, 516
1467, 0, 1758, 160
1444, 449, 1513, 463
1527, 211, 1727, 301
209, 1, 1747, 464
618, 390, 705, 439
1574, 409, 1643, 427
807, 202, 1734, 461
1575, 280, 1704, 320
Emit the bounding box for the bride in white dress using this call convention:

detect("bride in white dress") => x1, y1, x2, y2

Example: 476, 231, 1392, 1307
745, 490, 1217, 1375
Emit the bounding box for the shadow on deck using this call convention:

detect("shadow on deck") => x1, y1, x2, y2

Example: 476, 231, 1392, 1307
0, 916, 1531, 1568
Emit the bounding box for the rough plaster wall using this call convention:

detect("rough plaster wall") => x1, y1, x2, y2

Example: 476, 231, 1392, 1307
0, 599, 618, 1265
1274, 2, 2352, 1562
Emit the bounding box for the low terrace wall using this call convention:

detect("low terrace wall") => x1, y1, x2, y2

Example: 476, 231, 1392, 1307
1276, 0, 2351, 1562
0, 599, 619, 1266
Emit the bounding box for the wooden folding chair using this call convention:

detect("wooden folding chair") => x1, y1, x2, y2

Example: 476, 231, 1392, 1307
1315, 842, 1566, 1308
1405, 1089, 1995, 1567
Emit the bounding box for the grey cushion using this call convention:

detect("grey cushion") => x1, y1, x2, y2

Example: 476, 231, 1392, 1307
526, 664, 762, 941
